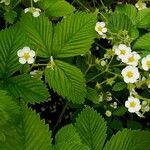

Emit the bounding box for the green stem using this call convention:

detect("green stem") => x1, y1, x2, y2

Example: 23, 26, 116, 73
110, 64, 125, 67
136, 95, 150, 102
31, 0, 33, 7
13, 0, 22, 9
107, 71, 122, 78
53, 102, 68, 132
75, 0, 89, 11
86, 70, 106, 83
99, 0, 107, 12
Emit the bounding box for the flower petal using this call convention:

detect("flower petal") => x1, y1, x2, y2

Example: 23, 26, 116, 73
27, 57, 35, 64
19, 58, 26, 64
29, 50, 35, 57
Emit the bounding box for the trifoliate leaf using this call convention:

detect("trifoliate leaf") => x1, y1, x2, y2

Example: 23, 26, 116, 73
0, 105, 52, 150
133, 33, 150, 51
5, 74, 49, 104
136, 8, 150, 28
38, 0, 75, 17
0, 25, 26, 78
52, 12, 97, 58
75, 107, 107, 150
45, 60, 86, 103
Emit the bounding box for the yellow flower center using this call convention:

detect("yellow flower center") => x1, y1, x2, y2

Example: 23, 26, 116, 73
23, 53, 30, 60
128, 56, 135, 63
126, 71, 133, 78
146, 60, 150, 68
120, 49, 126, 55
130, 101, 136, 108
98, 26, 103, 32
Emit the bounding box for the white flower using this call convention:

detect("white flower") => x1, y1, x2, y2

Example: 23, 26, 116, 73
121, 66, 140, 83
24, 7, 41, 17
17, 47, 35, 64
0, 0, 10, 5
105, 110, 112, 117
33, 0, 39, 2
125, 96, 141, 113
95, 22, 107, 36
113, 44, 132, 60
121, 51, 141, 66
135, 2, 147, 10
100, 60, 107, 66
141, 54, 150, 71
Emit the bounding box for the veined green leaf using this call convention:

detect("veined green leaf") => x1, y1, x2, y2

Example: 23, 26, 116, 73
0, 25, 26, 78
86, 87, 100, 104
0, 90, 20, 127
115, 4, 137, 24
103, 129, 150, 150
21, 14, 53, 57
45, 60, 86, 103
54, 142, 90, 150
52, 12, 97, 58
133, 33, 150, 51
0, 105, 52, 150
55, 124, 81, 144
75, 107, 107, 150
107, 12, 133, 33
38, 0, 75, 17
136, 8, 150, 28
112, 82, 127, 91
5, 74, 49, 104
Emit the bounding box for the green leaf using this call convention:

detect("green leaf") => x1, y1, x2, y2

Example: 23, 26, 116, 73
0, 90, 20, 127
113, 107, 127, 116
112, 82, 127, 91
21, 14, 53, 57
103, 129, 150, 150
54, 142, 90, 150
127, 120, 142, 130
38, 0, 75, 17
86, 87, 100, 104
45, 60, 86, 103
136, 8, 150, 28
55, 124, 81, 144
5, 74, 49, 104
75, 107, 107, 150
0, 105, 52, 150
110, 119, 123, 130
4, 10, 17, 24
0, 26, 26, 78
107, 12, 133, 34
133, 33, 150, 51
115, 4, 137, 24
52, 12, 97, 58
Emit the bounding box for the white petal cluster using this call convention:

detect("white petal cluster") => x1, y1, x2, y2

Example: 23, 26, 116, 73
0, 0, 10, 5
24, 7, 41, 17
135, 2, 147, 10
17, 47, 35, 64
95, 22, 107, 38
121, 51, 141, 66
125, 96, 141, 113
121, 66, 140, 83
141, 54, 150, 71
113, 44, 131, 60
